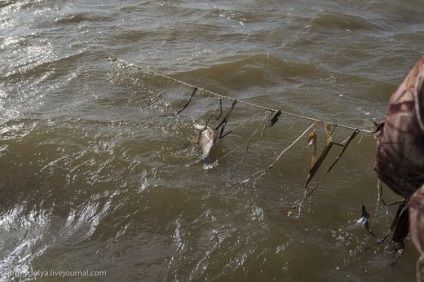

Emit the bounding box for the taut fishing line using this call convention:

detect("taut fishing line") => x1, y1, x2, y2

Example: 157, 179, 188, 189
108, 56, 377, 214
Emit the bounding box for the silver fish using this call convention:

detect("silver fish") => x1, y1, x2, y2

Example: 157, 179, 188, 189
194, 124, 216, 164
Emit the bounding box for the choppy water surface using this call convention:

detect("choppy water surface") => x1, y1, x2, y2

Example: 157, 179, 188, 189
1, 0, 423, 281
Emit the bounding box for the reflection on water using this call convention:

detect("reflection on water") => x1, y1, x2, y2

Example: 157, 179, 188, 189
0, 0, 423, 281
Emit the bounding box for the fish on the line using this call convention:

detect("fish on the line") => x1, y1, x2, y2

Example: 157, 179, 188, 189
194, 123, 217, 166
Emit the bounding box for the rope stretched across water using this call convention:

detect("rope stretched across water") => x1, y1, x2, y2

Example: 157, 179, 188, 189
109, 57, 374, 135
109, 57, 380, 211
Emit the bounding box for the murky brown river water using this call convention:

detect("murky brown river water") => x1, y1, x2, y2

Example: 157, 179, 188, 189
1, 0, 424, 281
